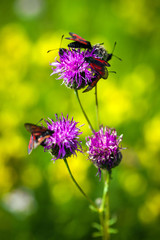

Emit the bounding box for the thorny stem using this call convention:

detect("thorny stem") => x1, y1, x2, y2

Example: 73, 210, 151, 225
63, 158, 99, 211
74, 89, 94, 133
95, 85, 100, 129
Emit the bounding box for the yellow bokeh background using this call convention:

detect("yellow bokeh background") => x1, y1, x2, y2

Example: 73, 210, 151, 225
0, 0, 160, 239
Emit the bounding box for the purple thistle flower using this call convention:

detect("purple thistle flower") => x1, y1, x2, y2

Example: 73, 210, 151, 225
43, 114, 83, 160
50, 48, 98, 90
86, 126, 123, 177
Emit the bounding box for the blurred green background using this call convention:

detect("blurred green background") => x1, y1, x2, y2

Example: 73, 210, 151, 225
0, 0, 160, 239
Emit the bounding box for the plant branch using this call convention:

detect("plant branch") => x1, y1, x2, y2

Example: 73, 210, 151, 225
74, 89, 94, 133
63, 158, 99, 211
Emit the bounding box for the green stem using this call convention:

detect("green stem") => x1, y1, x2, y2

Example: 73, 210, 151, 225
100, 171, 110, 240
63, 158, 99, 211
95, 85, 100, 129
74, 89, 94, 133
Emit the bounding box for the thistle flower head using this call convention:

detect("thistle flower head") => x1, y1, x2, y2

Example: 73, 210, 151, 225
43, 114, 83, 160
86, 126, 123, 177
50, 48, 99, 90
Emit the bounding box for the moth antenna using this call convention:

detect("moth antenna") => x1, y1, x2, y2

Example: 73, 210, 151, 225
112, 42, 117, 54
47, 48, 59, 53
113, 54, 122, 61
47, 34, 64, 53
36, 118, 43, 125
60, 34, 64, 48
111, 42, 122, 61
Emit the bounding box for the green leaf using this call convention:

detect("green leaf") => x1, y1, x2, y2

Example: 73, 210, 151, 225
92, 222, 102, 231
89, 204, 99, 212
92, 232, 103, 238
109, 227, 118, 234
108, 215, 117, 226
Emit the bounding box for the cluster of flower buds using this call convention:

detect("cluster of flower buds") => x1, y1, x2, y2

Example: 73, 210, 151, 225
25, 32, 124, 177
